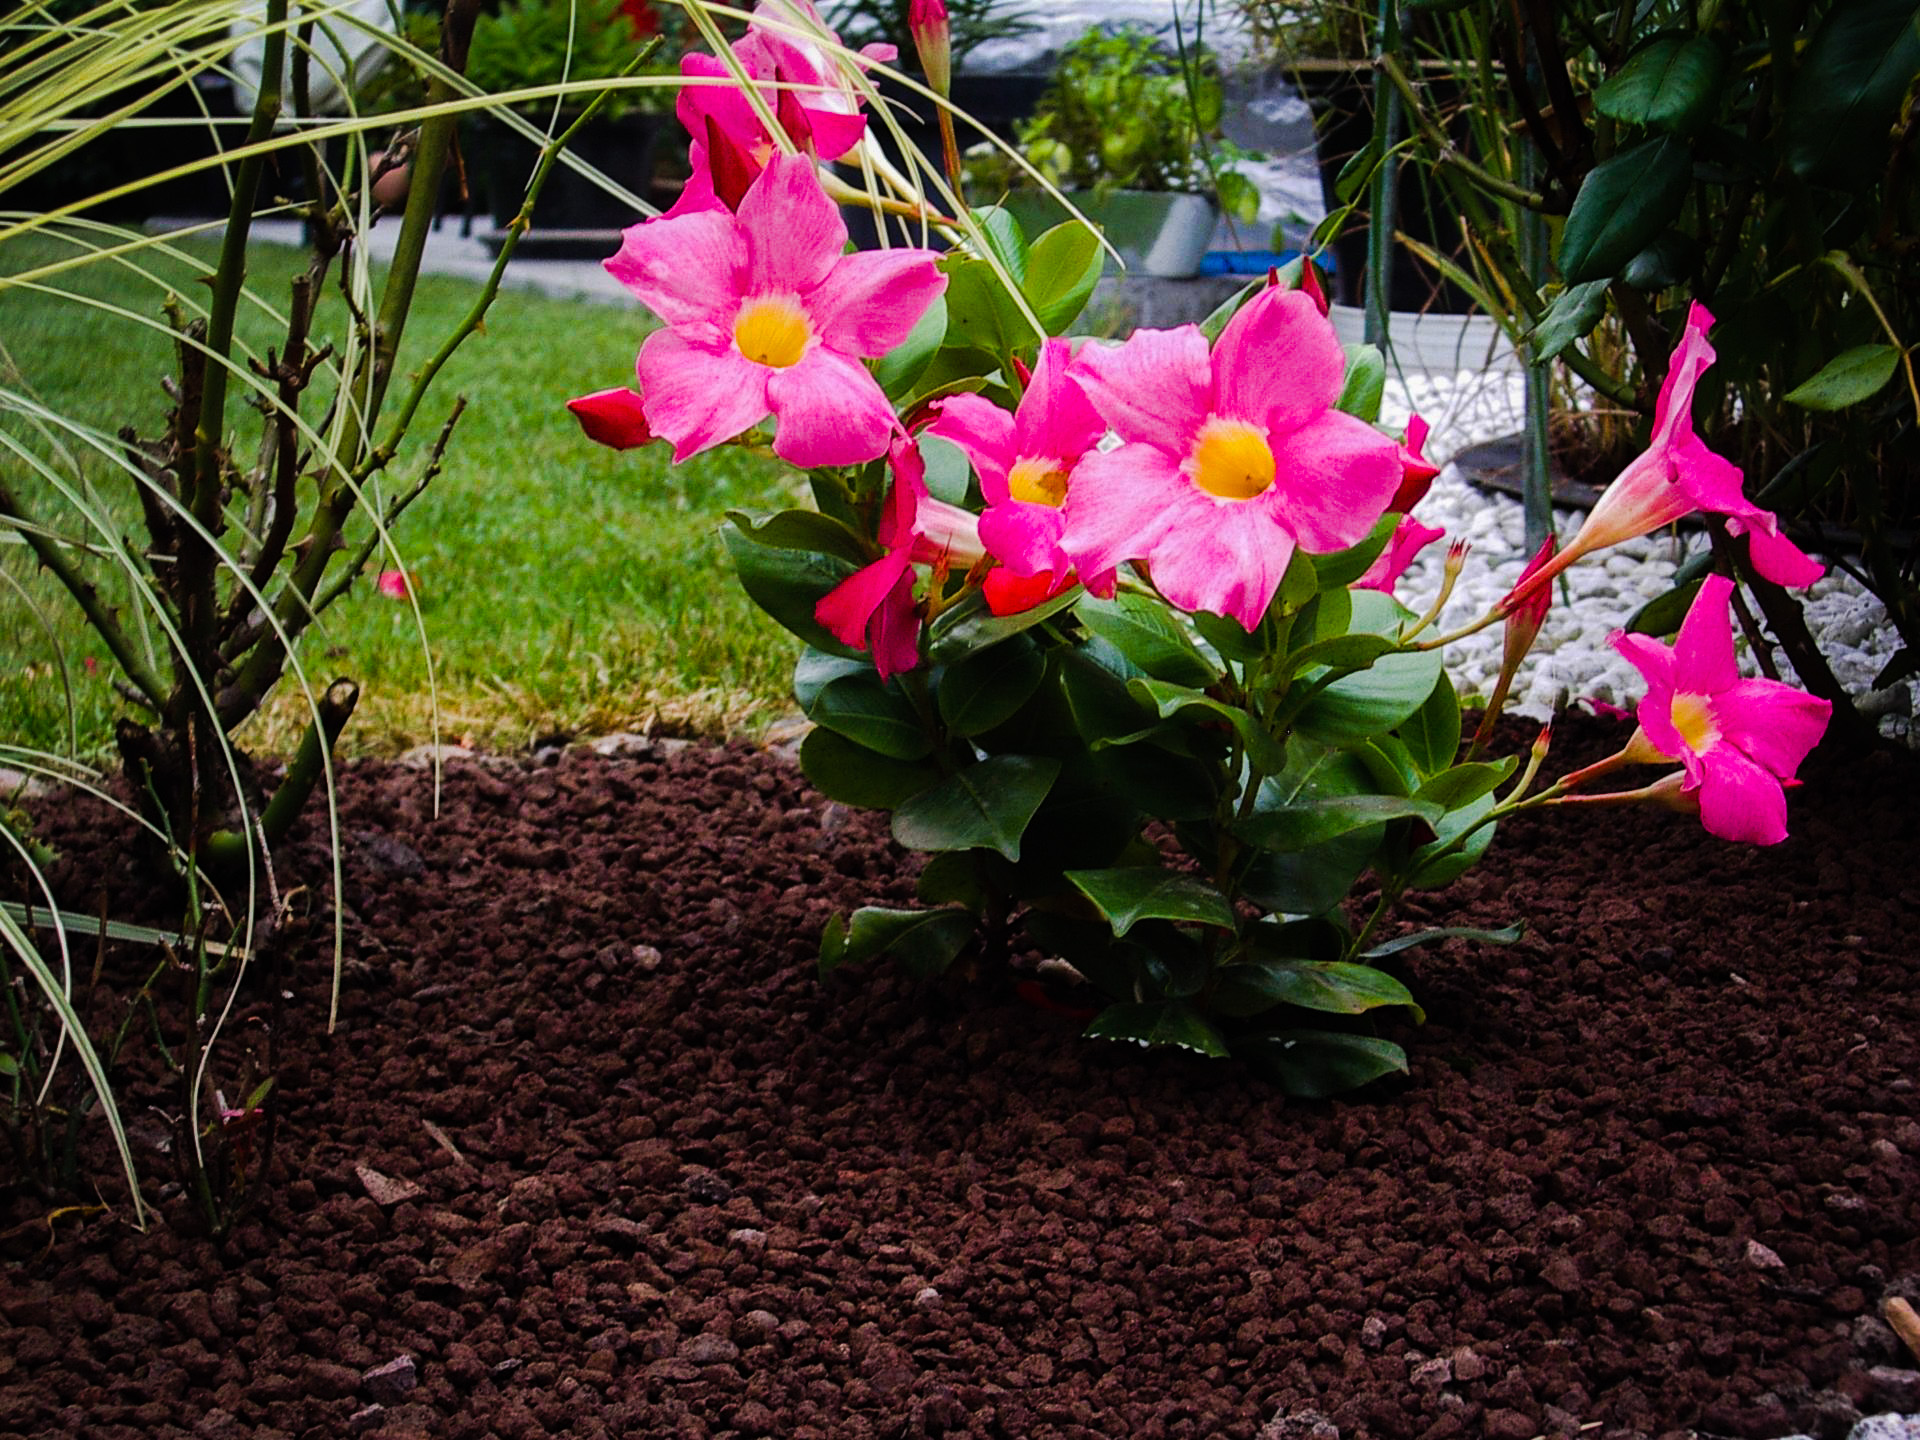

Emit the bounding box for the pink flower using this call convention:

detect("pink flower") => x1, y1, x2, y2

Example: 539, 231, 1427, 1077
1388, 413, 1441, 515
1355, 516, 1444, 594
925, 338, 1113, 597
1608, 573, 1831, 845
815, 435, 986, 680
1502, 534, 1556, 670
377, 570, 411, 600
606, 153, 945, 468
1059, 287, 1403, 628
909, 0, 951, 95
1503, 303, 1822, 612
566, 387, 654, 450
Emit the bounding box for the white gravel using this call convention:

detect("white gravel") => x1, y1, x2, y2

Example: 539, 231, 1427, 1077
1375, 370, 1916, 746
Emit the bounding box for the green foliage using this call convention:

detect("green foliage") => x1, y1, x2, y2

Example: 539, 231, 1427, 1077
466, 0, 685, 116
823, 0, 1041, 71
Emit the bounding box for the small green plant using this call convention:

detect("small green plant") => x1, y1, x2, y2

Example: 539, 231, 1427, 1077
966, 24, 1261, 223
825, 0, 1039, 72
466, 0, 684, 117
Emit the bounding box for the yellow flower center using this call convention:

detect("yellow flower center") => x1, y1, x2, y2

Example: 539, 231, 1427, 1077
1189, 418, 1276, 501
1669, 691, 1719, 754
733, 295, 812, 369
1008, 457, 1070, 508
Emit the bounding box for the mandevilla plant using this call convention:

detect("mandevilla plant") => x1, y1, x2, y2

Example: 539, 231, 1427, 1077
572, 0, 1834, 1097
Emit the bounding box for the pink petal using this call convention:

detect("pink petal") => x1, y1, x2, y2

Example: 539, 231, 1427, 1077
566, 387, 655, 450
1057, 442, 1186, 580
1650, 301, 1716, 453
676, 54, 775, 160
1069, 328, 1212, 450
926, 393, 1017, 500
816, 550, 914, 666
799, 106, 869, 162
637, 330, 771, 461
909, 496, 988, 570
1726, 514, 1825, 588
1389, 413, 1441, 514
1262, 408, 1403, 553
376, 570, 410, 600
1211, 287, 1345, 436
1669, 433, 1752, 517
737, 153, 848, 297
1715, 679, 1831, 780
1147, 490, 1297, 628
662, 141, 726, 218
865, 568, 923, 680
1354, 517, 1444, 593
1017, 337, 1106, 464
605, 209, 747, 327
765, 346, 899, 468
979, 500, 1068, 576
808, 247, 948, 357
1673, 573, 1742, 693
1609, 629, 1678, 695
1695, 743, 1791, 845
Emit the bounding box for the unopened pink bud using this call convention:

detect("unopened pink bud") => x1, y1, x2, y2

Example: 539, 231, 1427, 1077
909, 0, 951, 96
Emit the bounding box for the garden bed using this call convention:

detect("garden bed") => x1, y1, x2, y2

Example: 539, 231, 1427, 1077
3, 715, 1919, 1440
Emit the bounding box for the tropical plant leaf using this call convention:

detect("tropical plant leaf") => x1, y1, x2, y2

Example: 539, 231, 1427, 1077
798, 728, 940, 808
1086, 1001, 1230, 1057
938, 634, 1048, 736
808, 673, 932, 761
1024, 221, 1103, 334
891, 755, 1061, 860
1238, 1030, 1410, 1098
1064, 866, 1237, 937
1784, 345, 1902, 411
1558, 136, 1692, 284
819, 906, 976, 979
1593, 34, 1725, 133
1360, 921, 1525, 960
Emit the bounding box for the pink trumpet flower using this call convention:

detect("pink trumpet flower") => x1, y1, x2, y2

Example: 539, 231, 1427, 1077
925, 337, 1114, 598
815, 434, 986, 680
1060, 286, 1403, 629
1608, 573, 1831, 845
1388, 414, 1441, 515
566, 387, 654, 450
606, 153, 945, 468
909, 0, 951, 96
1355, 516, 1444, 594
1501, 303, 1822, 613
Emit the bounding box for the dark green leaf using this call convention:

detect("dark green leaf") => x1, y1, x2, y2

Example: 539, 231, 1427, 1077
1294, 592, 1445, 743
874, 293, 948, 401
941, 254, 1033, 357
1622, 231, 1699, 291
1126, 679, 1290, 776
1360, 921, 1525, 960
1785, 0, 1920, 181
724, 507, 868, 567
938, 635, 1047, 736
1408, 793, 1495, 889
1334, 136, 1381, 202
1593, 34, 1726, 133
723, 526, 860, 655
1309, 515, 1396, 591
1085, 1001, 1230, 1057
1024, 221, 1105, 334
970, 205, 1030, 287
819, 906, 975, 978
1215, 959, 1423, 1021
1626, 577, 1706, 637
926, 583, 1082, 665
1076, 593, 1220, 686
1065, 867, 1237, 937
1335, 344, 1387, 423
1236, 795, 1443, 852
1784, 345, 1902, 410
1399, 672, 1462, 774
919, 433, 973, 504
798, 727, 940, 808
1525, 278, 1611, 363
1558, 136, 1692, 284
1239, 1030, 1409, 1098
916, 852, 988, 910
809, 673, 932, 760
0, 1052, 18, 1078
1415, 759, 1517, 813
792, 648, 869, 710
892, 755, 1061, 860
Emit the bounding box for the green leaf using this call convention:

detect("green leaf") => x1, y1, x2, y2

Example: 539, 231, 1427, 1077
793, 648, 869, 710
723, 526, 860, 655
874, 292, 949, 401
1593, 34, 1726, 133
1626, 577, 1706, 638
970, 204, 1030, 287
1309, 514, 1396, 591
938, 634, 1047, 736
1239, 1031, 1409, 1098
1215, 960, 1424, 1022
1125, 679, 1290, 776
820, 906, 976, 979
1064, 866, 1237, 938
1284, 631, 1398, 675
1076, 592, 1220, 686
1334, 136, 1381, 202
1335, 344, 1387, 423
0, 1052, 17, 1079
1525, 279, 1611, 363
926, 583, 1082, 665
1558, 136, 1692, 284
1622, 230, 1699, 291
1784, 345, 1902, 411
1360, 921, 1525, 960
1408, 792, 1495, 889
799, 727, 940, 809
724, 507, 868, 567
1216, 169, 1261, 226
1785, 0, 1920, 182
941, 254, 1033, 357
809, 673, 932, 761
1294, 592, 1445, 744
916, 852, 988, 911
892, 755, 1061, 860
1415, 759, 1517, 813
919, 432, 973, 505
1399, 672, 1462, 775
1086, 1001, 1230, 1058
1025, 221, 1104, 334
1236, 794, 1443, 853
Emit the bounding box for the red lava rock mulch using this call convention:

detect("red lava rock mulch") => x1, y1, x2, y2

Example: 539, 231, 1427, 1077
3, 716, 1919, 1440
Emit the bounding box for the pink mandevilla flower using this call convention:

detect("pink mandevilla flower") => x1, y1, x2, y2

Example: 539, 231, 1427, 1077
815, 434, 986, 681
925, 337, 1114, 602
1355, 516, 1444, 594
1060, 286, 1403, 628
606, 153, 945, 468
1609, 573, 1830, 845
1503, 303, 1821, 612
1388, 413, 1441, 514
566, 387, 653, 450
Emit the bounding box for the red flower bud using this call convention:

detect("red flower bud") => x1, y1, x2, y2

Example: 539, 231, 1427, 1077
909, 0, 951, 96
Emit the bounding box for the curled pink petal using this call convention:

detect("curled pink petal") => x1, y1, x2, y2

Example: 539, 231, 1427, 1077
567, 387, 654, 450
1355, 516, 1444, 594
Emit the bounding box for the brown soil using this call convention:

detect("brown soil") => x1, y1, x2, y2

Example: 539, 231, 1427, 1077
3, 717, 1919, 1440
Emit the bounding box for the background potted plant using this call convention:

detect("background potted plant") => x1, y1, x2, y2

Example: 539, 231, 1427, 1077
464, 0, 685, 235
965, 23, 1262, 278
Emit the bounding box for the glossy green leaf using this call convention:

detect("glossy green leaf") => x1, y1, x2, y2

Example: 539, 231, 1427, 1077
1408, 792, 1496, 889
926, 583, 1082, 665
1360, 921, 1525, 960
875, 292, 949, 401
892, 754, 1061, 860
799, 727, 940, 809
1626, 577, 1706, 637
724, 507, 868, 567
1399, 672, 1462, 774
1622, 231, 1699, 291
970, 204, 1030, 287
723, 526, 860, 655
1236, 794, 1443, 852
916, 852, 988, 911
941, 254, 1033, 356
809, 673, 932, 760
1239, 1030, 1410, 1098
1525, 279, 1611, 363
1335, 344, 1387, 423
792, 648, 869, 710
919, 432, 973, 504
1784, 345, 1902, 410
1558, 136, 1692, 284
938, 634, 1048, 736
1076, 592, 1220, 686
1126, 679, 1290, 776
1025, 220, 1104, 333
1309, 515, 1396, 591
1215, 960, 1423, 1022
1064, 866, 1237, 937
1785, 0, 1920, 181
820, 906, 975, 978
1415, 759, 1517, 813
1086, 1001, 1230, 1058
1334, 136, 1381, 202
1593, 34, 1725, 133
1294, 592, 1445, 743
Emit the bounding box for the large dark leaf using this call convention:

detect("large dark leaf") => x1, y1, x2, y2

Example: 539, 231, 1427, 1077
937, 635, 1047, 736
1238, 1030, 1410, 1098
1785, 0, 1920, 181
1593, 34, 1725, 133
1784, 345, 1902, 411
874, 293, 949, 402
819, 906, 975, 979
1558, 137, 1692, 284
891, 755, 1061, 860
1085, 1001, 1229, 1058
1235, 795, 1443, 853
798, 728, 940, 809
723, 525, 860, 655
1076, 593, 1220, 686
1526, 279, 1611, 363
808, 672, 932, 760
1212, 960, 1424, 1023
1064, 866, 1237, 938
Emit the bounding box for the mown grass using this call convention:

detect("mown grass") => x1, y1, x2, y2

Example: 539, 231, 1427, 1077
0, 230, 809, 764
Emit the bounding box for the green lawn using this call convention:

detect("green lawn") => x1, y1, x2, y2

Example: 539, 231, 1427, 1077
0, 230, 809, 762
